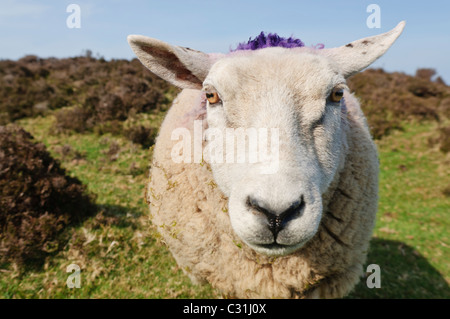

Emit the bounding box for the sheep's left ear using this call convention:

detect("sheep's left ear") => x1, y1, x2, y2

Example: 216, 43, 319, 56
322, 21, 405, 78
127, 35, 214, 89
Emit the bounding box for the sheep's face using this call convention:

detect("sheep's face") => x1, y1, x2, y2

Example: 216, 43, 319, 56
203, 49, 346, 256
128, 21, 404, 256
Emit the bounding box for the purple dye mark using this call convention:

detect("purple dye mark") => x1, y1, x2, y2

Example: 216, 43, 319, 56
231, 32, 324, 52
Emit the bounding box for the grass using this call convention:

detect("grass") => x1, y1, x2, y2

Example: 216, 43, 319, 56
0, 112, 215, 298
0, 114, 448, 299
349, 121, 450, 298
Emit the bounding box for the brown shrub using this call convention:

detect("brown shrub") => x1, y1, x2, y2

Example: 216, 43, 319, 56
347, 68, 449, 139
93, 120, 124, 136
443, 185, 450, 197
54, 106, 94, 133
124, 125, 157, 149
415, 68, 436, 81
408, 79, 442, 98
103, 140, 121, 162
437, 126, 450, 153
96, 94, 127, 122
0, 125, 96, 265
0, 56, 175, 130
438, 98, 450, 119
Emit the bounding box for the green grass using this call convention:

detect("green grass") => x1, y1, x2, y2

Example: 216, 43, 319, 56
0, 115, 448, 298
349, 122, 450, 298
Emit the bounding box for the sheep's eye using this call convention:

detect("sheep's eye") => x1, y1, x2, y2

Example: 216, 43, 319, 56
206, 92, 221, 104
329, 87, 344, 103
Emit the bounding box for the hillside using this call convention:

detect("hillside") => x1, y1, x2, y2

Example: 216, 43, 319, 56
1, 56, 449, 147
0, 55, 449, 298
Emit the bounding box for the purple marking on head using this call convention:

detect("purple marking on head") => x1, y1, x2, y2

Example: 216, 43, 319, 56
231, 32, 323, 52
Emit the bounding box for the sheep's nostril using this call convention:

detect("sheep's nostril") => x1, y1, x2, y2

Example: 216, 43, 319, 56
246, 196, 305, 239
246, 196, 261, 211
279, 196, 304, 223
267, 216, 283, 238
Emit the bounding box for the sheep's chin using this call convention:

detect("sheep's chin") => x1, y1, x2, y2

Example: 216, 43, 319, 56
247, 241, 307, 257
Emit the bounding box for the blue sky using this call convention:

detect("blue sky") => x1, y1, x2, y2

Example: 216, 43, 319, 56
1, 0, 449, 82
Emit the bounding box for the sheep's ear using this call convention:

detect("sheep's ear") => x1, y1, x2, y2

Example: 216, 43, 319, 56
127, 35, 213, 89
322, 21, 405, 78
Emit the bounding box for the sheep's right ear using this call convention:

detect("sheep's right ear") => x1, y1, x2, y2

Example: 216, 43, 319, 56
127, 35, 213, 90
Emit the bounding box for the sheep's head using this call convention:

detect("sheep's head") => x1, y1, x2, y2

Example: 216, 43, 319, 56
128, 22, 405, 256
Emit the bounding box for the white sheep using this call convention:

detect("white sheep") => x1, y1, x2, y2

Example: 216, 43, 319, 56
128, 21, 405, 298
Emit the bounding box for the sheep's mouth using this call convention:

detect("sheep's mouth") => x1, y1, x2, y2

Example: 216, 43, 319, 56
256, 243, 290, 250
229, 191, 322, 257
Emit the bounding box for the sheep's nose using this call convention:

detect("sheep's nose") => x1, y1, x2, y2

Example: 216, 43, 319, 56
246, 196, 304, 239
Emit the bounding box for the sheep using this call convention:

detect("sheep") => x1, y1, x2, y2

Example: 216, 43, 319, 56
127, 21, 405, 298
